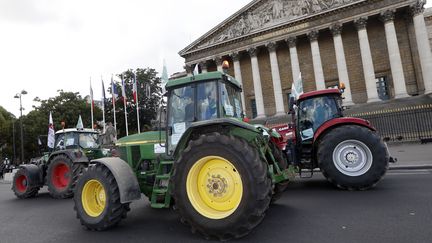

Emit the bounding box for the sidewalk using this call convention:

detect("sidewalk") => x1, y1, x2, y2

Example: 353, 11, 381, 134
387, 142, 432, 170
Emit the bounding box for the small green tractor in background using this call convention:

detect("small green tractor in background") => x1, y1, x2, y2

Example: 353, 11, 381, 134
73, 70, 390, 240
12, 128, 113, 199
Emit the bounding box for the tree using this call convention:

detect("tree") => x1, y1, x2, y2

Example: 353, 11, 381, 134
105, 68, 163, 137
0, 106, 16, 161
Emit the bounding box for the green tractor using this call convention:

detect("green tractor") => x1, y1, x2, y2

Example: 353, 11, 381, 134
73, 70, 391, 240
73, 71, 294, 240
12, 128, 112, 199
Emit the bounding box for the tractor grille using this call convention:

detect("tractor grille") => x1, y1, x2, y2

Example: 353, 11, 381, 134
131, 146, 141, 164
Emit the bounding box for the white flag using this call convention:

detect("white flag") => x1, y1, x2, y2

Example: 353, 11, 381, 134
76, 115, 84, 129
291, 72, 304, 99
47, 112, 55, 149
193, 63, 199, 75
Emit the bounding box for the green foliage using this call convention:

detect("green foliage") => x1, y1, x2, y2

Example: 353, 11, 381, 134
0, 106, 15, 160
105, 68, 163, 137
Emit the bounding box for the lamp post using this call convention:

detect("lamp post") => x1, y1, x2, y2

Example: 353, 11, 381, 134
14, 90, 27, 164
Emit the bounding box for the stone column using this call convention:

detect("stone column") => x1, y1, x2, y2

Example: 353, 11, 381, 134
231, 52, 246, 111
330, 23, 354, 105
286, 37, 301, 82
380, 10, 409, 98
266, 42, 285, 116
308, 30, 326, 90
411, 1, 432, 94
354, 17, 380, 102
248, 47, 266, 118
185, 64, 193, 77
214, 57, 223, 72
200, 61, 208, 73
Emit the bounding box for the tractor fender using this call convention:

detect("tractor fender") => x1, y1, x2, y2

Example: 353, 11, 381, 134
313, 117, 376, 143
91, 157, 141, 203
18, 164, 44, 187
48, 150, 89, 164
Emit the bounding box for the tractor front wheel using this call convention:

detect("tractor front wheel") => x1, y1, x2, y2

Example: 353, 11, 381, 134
171, 133, 271, 240
317, 125, 389, 190
73, 164, 130, 231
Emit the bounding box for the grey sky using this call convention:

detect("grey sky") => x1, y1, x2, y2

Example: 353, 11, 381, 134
1, 0, 431, 117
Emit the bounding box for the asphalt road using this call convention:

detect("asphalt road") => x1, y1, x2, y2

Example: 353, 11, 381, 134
1, 169, 431, 243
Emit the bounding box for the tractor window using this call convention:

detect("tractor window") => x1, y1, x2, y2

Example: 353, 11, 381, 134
79, 133, 99, 149
64, 132, 79, 149
197, 82, 218, 121
220, 82, 242, 119
167, 85, 195, 150
298, 96, 341, 140
55, 133, 65, 150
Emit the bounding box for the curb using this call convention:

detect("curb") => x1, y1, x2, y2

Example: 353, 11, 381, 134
389, 165, 432, 170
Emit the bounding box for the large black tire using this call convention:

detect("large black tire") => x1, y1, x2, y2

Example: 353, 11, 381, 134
12, 168, 40, 199
171, 133, 272, 240
47, 155, 82, 199
269, 142, 289, 203
317, 125, 389, 190
73, 164, 130, 231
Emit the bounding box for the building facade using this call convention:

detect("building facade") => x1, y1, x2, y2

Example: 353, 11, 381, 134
179, 0, 432, 119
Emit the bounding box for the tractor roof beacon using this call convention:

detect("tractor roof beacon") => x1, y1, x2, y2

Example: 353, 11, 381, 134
73, 70, 391, 240
12, 128, 113, 199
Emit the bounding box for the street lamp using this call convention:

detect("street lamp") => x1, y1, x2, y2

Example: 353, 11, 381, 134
14, 90, 27, 164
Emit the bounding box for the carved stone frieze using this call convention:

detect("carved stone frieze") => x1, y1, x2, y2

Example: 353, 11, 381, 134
380, 9, 395, 23
198, 0, 362, 49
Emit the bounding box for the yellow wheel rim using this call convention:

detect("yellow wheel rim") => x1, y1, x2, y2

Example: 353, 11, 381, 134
81, 179, 106, 217
186, 156, 243, 219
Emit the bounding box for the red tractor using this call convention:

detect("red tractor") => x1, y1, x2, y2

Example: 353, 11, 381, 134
271, 88, 393, 190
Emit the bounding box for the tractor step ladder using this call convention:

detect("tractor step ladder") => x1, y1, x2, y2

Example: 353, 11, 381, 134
150, 160, 174, 209
299, 144, 314, 178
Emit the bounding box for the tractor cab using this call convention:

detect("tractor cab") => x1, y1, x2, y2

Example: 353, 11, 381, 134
54, 128, 100, 151
294, 89, 343, 141
165, 72, 243, 154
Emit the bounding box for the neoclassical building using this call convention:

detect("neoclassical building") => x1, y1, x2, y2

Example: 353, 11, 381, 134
179, 0, 432, 119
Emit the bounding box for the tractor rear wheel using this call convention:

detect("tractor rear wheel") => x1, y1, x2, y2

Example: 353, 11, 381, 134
12, 168, 40, 199
317, 125, 389, 190
47, 155, 82, 199
171, 133, 271, 240
73, 164, 130, 231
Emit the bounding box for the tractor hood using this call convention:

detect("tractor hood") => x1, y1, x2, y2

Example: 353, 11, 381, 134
116, 131, 165, 146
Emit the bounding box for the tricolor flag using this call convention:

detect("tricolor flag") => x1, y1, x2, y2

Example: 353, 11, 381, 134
111, 77, 118, 104
47, 112, 55, 149
133, 73, 138, 103
101, 78, 106, 133
121, 75, 127, 104
121, 74, 129, 136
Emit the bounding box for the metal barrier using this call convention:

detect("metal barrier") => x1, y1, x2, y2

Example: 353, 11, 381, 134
350, 104, 432, 143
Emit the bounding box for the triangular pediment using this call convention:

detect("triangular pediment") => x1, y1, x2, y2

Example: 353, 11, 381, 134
179, 0, 364, 56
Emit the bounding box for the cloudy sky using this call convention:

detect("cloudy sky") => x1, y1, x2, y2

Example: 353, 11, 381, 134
1, 0, 431, 117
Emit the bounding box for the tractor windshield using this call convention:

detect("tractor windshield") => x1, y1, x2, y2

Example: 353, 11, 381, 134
298, 95, 341, 140
78, 133, 99, 149
219, 82, 243, 119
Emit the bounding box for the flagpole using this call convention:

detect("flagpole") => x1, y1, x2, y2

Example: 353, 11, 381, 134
111, 75, 117, 137
121, 74, 129, 136
90, 77, 94, 131
134, 72, 141, 134
101, 76, 106, 133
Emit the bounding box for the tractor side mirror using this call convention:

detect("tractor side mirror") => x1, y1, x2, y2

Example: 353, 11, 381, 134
288, 96, 295, 114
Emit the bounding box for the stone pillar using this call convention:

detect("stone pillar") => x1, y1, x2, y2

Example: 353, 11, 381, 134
330, 23, 354, 105
380, 10, 409, 98
231, 52, 246, 111
411, 1, 432, 94
200, 61, 208, 73
286, 37, 301, 83
248, 47, 266, 118
308, 30, 326, 90
185, 64, 193, 77
266, 42, 285, 116
354, 17, 380, 102
214, 57, 223, 72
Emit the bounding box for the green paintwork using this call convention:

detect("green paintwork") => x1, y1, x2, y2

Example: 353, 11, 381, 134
165, 71, 241, 90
